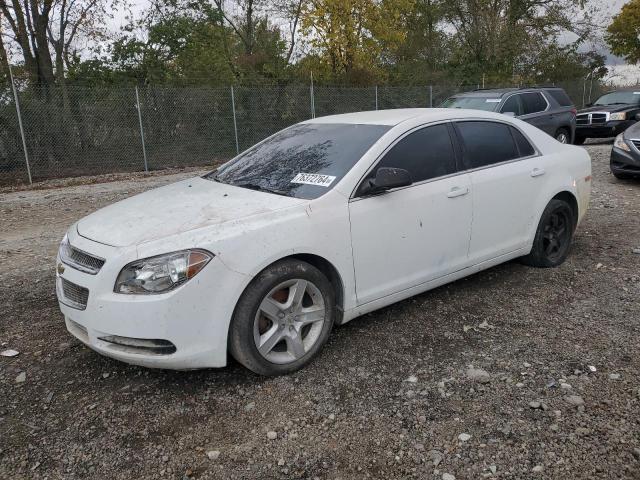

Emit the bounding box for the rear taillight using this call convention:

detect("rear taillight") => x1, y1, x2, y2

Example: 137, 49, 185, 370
570, 108, 577, 116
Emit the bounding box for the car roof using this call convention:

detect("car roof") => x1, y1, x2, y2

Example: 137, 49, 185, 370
303, 109, 431, 126
603, 87, 640, 92
302, 108, 518, 126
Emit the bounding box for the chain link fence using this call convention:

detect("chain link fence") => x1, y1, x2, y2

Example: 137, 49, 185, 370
0, 79, 610, 186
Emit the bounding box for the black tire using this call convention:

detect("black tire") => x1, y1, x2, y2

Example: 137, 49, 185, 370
573, 135, 586, 145
554, 128, 570, 144
228, 259, 335, 376
520, 199, 575, 268
612, 171, 633, 180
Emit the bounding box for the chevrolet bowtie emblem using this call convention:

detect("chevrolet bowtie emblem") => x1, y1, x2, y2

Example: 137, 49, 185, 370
57, 263, 65, 275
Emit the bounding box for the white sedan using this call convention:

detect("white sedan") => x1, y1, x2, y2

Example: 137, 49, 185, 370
56, 109, 591, 375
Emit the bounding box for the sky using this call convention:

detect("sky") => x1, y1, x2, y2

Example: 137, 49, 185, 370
596, 0, 626, 65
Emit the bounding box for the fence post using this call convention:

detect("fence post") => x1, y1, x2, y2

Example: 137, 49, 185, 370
375, 85, 378, 110
135, 86, 148, 172
429, 85, 433, 108
231, 86, 239, 155
8, 64, 32, 185
310, 72, 316, 118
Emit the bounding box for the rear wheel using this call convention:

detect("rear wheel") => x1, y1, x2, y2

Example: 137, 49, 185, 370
555, 128, 570, 144
573, 135, 586, 145
521, 199, 575, 268
228, 259, 335, 376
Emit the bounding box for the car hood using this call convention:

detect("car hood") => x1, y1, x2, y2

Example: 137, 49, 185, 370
623, 121, 640, 139
76, 177, 306, 247
578, 104, 636, 114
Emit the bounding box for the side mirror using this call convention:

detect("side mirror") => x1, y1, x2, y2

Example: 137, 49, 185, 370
361, 167, 412, 195
502, 111, 516, 117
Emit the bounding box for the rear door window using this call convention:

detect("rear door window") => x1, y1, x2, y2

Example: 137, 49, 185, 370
455, 121, 520, 169
521, 93, 548, 115
511, 128, 536, 157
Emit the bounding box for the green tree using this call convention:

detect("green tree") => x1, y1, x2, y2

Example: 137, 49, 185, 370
102, 0, 290, 85
444, 0, 592, 84
299, 0, 414, 84
606, 0, 640, 64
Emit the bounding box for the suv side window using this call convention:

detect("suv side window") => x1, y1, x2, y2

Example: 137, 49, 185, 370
521, 92, 548, 115
361, 123, 457, 191
456, 121, 520, 168
546, 89, 573, 107
501, 94, 523, 116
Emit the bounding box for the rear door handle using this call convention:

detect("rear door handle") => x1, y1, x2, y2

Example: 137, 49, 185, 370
530, 168, 546, 178
447, 186, 470, 198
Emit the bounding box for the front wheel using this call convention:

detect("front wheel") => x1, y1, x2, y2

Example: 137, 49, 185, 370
521, 199, 575, 268
228, 259, 335, 376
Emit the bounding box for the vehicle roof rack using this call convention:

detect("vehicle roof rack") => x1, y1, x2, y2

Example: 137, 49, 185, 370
470, 85, 561, 92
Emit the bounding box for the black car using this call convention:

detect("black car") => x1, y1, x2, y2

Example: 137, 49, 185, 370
610, 121, 640, 179
575, 89, 640, 145
441, 87, 577, 143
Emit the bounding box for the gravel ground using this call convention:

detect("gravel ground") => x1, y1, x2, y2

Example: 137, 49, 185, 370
1, 142, 639, 480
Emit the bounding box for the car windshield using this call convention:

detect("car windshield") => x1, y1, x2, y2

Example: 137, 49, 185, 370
206, 123, 391, 199
441, 96, 501, 111
594, 91, 640, 106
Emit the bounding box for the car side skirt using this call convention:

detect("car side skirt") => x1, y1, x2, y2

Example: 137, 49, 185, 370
341, 247, 529, 324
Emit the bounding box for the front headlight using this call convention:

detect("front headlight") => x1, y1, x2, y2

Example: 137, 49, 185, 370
614, 134, 631, 152
59, 234, 69, 257
610, 112, 627, 121
115, 250, 212, 294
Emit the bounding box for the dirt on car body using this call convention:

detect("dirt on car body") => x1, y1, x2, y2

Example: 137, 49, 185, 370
1, 143, 639, 479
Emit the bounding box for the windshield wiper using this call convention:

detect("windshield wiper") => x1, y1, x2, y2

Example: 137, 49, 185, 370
233, 182, 289, 196
203, 171, 222, 182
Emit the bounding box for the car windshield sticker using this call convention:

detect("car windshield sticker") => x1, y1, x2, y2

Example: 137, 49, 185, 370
486, 99, 501, 103
291, 173, 336, 187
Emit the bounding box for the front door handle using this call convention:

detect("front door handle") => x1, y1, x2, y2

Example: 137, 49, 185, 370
447, 186, 470, 198
530, 168, 546, 178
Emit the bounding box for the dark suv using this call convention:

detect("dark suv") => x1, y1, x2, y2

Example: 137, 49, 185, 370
575, 89, 640, 145
442, 87, 577, 143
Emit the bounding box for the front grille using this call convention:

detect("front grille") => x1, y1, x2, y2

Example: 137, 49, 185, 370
59, 278, 89, 310
576, 112, 608, 126
60, 243, 105, 275
631, 140, 640, 150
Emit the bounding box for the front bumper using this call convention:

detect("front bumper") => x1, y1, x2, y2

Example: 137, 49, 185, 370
610, 147, 640, 176
56, 229, 249, 369
576, 120, 634, 139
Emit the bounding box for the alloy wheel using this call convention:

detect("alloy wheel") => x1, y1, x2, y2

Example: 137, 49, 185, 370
253, 279, 326, 364
556, 132, 568, 144
542, 210, 570, 262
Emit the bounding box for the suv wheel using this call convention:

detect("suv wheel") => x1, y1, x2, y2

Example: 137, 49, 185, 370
228, 259, 335, 376
613, 171, 633, 180
555, 129, 569, 144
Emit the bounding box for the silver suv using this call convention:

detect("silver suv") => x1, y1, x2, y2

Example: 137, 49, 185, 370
442, 87, 577, 144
